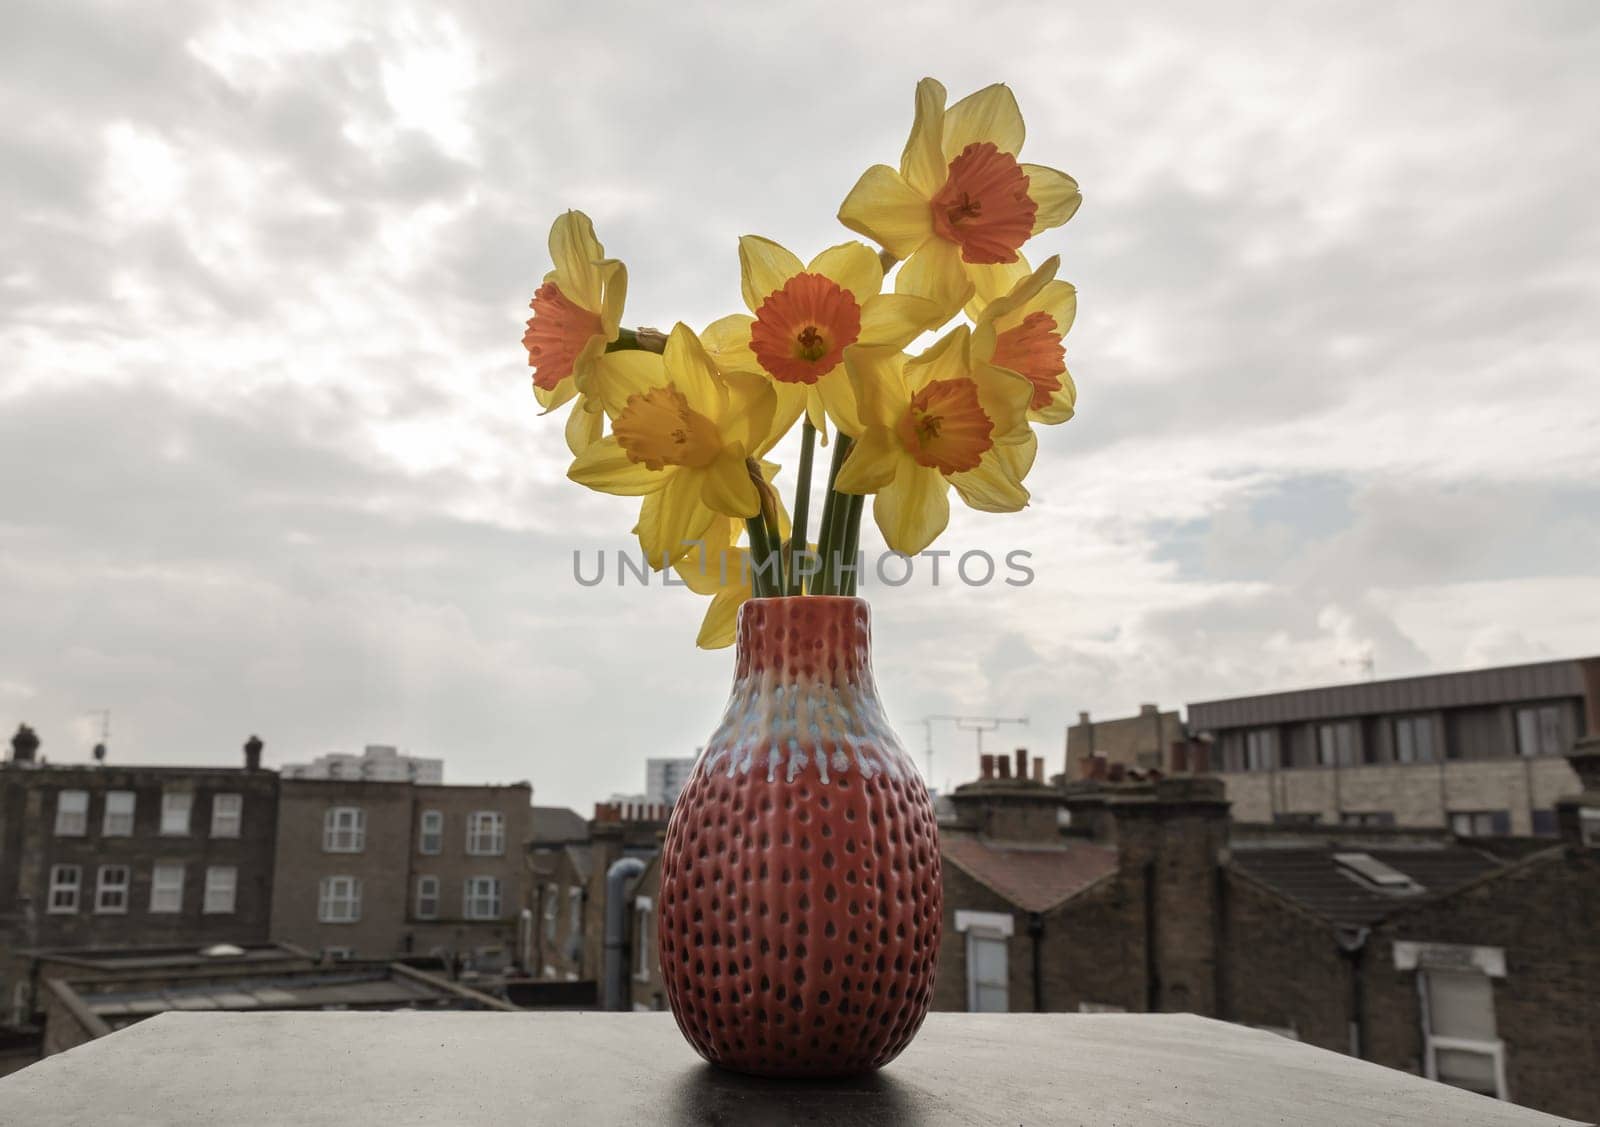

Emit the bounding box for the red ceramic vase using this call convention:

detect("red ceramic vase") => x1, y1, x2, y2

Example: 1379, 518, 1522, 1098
658, 596, 943, 1077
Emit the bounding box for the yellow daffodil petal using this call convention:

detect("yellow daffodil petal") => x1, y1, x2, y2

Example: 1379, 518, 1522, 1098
598, 258, 627, 339
533, 374, 578, 413
895, 239, 974, 323
568, 436, 666, 496
697, 584, 748, 650
873, 463, 950, 556
834, 425, 902, 494
844, 344, 910, 429
973, 361, 1034, 443
701, 314, 759, 375
589, 349, 667, 420
1022, 164, 1082, 234
548, 210, 605, 312
701, 444, 761, 519
564, 394, 603, 455
963, 257, 1034, 321
738, 235, 805, 314
662, 323, 727, 421
942, 83, 1025, 162
859, 293, 942, 349
903, 325, 970, 394
901, 77, 949, 197
721, 367, 783, 456
808, 241, 884, 307
805, 389, 829, 438
1036, 280, 1078, 336
949, 447, 1031, 514
638, 470, 716, 569
814, 367, 866, 437
1031, 365, 1077, 426
838, 165, 933, 261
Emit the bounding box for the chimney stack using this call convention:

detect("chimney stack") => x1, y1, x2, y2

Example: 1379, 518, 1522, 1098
997, 756, 1011, 779
1077, 711, 1091, 726
10, 724, 39, 765
980, 754, 995, 780
244, 735, 263, 772
1032, 757, 1045, 783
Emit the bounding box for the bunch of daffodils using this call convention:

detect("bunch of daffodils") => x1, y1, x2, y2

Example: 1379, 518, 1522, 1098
522, 79, 1080, 647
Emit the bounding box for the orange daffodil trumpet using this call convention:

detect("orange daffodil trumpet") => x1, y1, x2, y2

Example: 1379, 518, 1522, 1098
528, 78, 1083, 648
838, 79, 1081, 320
522, 211, 629, 454
701, 237, 941, 441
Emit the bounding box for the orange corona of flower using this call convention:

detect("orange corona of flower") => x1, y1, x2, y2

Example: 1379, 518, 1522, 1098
834, 327, 1035, 556
972, 254, 1078, 426
522, 211, 628, 452
838, 78, 1080, 319
700, 236, 941, 440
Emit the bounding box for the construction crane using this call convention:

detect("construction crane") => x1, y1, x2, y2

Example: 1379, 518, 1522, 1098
920, 714, 1029, 789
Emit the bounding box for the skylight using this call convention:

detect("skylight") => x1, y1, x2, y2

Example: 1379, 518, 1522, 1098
1333, 852, 1424, 895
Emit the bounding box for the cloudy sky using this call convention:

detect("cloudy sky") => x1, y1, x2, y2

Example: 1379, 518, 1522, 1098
3, 1, 1597, 809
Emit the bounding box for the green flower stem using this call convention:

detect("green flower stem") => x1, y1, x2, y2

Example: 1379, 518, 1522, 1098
838, 492, 866, 597
810, 433, 854, 595
786, 420, 817, 596
745, 515, 779, 598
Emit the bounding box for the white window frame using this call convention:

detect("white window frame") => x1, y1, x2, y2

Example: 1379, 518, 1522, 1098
47, 865, 81, 913
464, 876, 502, 920
95, 865, 130, 914
634, 896, 653, 981
543, 883, 560, 941
203, 865, 237, 914
161, 790, 193, 836
150, 862, 185, 913
466, 811, 505, 856
568, 887, 583, 936
955, 910, 1013, 1013
416, 875, 440, 920
1418, 970, 1507, 1101
102, 791, 136, 837
419, 810, 443, 855
210, 793, 243, 839
55, 790, 89, 837
323, 807, 366, 853
318, 876, 362, 923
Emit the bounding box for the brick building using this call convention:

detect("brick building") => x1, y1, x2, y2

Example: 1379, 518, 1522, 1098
0, 731, 278, 1018
525, 806, 591, 981
1063, 704, 1185, 779
1191, 656, 1597, 833
268, 778, 530, 968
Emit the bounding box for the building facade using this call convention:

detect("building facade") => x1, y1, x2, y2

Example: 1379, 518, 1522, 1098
645, 757, 697, 807
1189, 656, 1597, 833
1063, 705, 1184, 779
279, 744, 444, 784
269, 778, 529, 968
0, 736, 279, 1018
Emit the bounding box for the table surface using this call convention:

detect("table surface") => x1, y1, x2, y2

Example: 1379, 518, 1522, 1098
0, 1011, 1585, 1127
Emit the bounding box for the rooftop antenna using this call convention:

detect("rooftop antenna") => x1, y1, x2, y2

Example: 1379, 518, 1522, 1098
920, 714, 1029, 788
1341, 651, 1376, 681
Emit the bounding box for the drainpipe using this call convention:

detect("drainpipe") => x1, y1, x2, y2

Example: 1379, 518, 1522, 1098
1143, 860, 1159, 1012
603, 857, 645, 1011
1337, 927, 1370, 1058
1028, 912, 1045, 1012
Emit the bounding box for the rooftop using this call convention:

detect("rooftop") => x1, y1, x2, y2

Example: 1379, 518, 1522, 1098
0, 1012, 1581, 1125
941, 836, 1119, 913
528, 805, 590, 845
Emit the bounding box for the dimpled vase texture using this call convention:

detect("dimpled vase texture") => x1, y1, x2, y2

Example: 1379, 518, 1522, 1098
658, 596, 943, 1077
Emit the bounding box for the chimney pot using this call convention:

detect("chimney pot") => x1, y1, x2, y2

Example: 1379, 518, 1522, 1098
1032, 757, 1044, 783
244, 735, 264, 772
1014, 748, 1027, 779
1077, 711, 1091, 726
10, 724, 39, 764
1170, 741, 1189, 774
1193, 742, 1212, 774
1140, 703, 1159, 716
980, 754, 995, 780
997, 756, 1012, 779
1090, 754, 1109, 782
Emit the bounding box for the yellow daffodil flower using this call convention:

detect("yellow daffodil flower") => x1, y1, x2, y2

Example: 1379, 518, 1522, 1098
701, 236, 941, 441
568, 324, 778, 569
838, 78, 1081, 319
522, 211, 627, 453
835, 327, 1034, 555
972, 254, 1078, 426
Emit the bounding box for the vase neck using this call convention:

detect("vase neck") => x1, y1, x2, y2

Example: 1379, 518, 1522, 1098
734, 596, 873, 689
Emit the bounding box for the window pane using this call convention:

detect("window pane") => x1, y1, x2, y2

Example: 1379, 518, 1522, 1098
970, 934, 1007, 989
1436, 1048, 1498, 1095
1427, 970, 1497, 1040
974, 984, 1008, 1013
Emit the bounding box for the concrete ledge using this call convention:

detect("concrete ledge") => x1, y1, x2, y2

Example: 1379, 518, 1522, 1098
0, 1011, 1585, 1126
